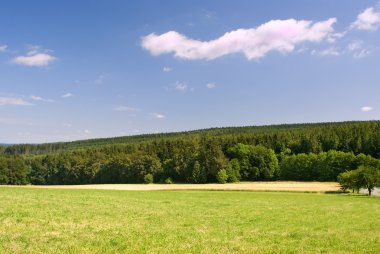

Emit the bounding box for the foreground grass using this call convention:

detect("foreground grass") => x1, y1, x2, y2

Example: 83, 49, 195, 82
0, 188, 379, 254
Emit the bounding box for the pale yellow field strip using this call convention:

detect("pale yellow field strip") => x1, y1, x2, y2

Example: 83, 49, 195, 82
1, 181, 340, 192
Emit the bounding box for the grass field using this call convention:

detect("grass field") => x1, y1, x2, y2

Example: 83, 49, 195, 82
0, 188, 379, 253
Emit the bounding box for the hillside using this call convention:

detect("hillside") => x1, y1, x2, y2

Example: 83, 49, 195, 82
1, 120, 380, 186
2, 121, 380, 156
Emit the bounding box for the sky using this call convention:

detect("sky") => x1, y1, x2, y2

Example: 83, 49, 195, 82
0, 0, 380, 144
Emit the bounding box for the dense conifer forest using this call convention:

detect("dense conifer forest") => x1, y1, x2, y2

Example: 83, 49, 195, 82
1, 121, 379, 185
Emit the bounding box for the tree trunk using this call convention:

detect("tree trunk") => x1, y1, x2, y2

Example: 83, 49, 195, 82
368, 188, 372, 196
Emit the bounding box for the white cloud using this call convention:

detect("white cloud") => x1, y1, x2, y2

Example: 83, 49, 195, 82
12, 46, 56, 67
83, 129, 91, 134
29, 95, 54, 103
141, 18, 337, 61
0, 97, 31, 106
113, 105, 137, 112
163, 67, 173, 72
206, 83, 216, 89
351, 7, 380, 31
61, 93, 73, 98
312, 47, 342, 57
347, 40, 370, 58
175, 81, 188, 92
0, 45, 7, 52
151, 113, 165, 119
327, 32, 346, 43
12, 53, 56, 66
361, 106, 373, 112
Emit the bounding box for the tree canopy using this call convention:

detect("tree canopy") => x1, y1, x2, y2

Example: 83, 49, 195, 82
1, 121, 380, 185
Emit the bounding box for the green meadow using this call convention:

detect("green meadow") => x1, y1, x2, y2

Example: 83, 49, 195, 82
0, 188, 379, 254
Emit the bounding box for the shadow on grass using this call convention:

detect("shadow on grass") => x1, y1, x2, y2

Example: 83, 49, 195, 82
324, 190, 346, 194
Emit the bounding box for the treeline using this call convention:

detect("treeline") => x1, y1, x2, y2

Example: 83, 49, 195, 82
0, 156, 29, 185
2, 121, 380, 158
1, 121, 379, 185
0, 139, 379, 185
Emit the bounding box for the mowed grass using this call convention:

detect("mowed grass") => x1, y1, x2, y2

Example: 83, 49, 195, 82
0, 188, 379, 254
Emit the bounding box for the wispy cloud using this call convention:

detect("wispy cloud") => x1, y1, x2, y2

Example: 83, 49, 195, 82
95, 74, 106, 84
12, 45, 56, 67
151, 113, 165, 119
142, 18, 337, 61
63, 123, 72, 128
113, 105, 137, 112
29, 95, 55, 103
0, 117, 30, 125
361, 106, 373, 112
203, 10, 218, 20
347, 40, 370, 59
0, 44, 7, 52
0, 97, 32, 106
312, 47, 342, 57
351, 7, 380, 31
206, 83, 216, 89
163, 67, 173, 72
327, 31, 346, 43
175, 81, 188, 92
61, 93, 74, 98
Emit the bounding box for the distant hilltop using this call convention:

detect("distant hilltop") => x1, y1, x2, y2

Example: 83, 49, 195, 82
1, 120, 379, 156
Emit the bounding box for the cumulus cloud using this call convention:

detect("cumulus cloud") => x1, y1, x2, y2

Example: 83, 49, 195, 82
361, 106, 373, 112
0, 45, 7, 52
141, 18, 337, 60
151, 113, 165, 119
29, 95, 54, 103
0, 97, 31, 106
113, 105, 137, 112
206, 83, 216, 89
175, 81, 188, 92
351, 7, 380, 31
12, 46, 56, 67
163, 67, 173, 72
61, 93, 73, 98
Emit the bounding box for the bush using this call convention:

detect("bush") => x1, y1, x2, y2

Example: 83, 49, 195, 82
144, 174, 154, 184
164, 177, 173, 184
216, 169, 228, 184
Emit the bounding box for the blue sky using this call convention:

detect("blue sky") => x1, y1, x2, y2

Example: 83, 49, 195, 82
0, 0, 379, 143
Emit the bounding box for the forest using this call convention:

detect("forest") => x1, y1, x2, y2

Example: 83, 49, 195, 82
1, 121, 380, 185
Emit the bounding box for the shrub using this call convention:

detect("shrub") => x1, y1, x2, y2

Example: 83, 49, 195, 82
164, 177, 173, 184
144, 174, 154, 184
216, 169, 228, 184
